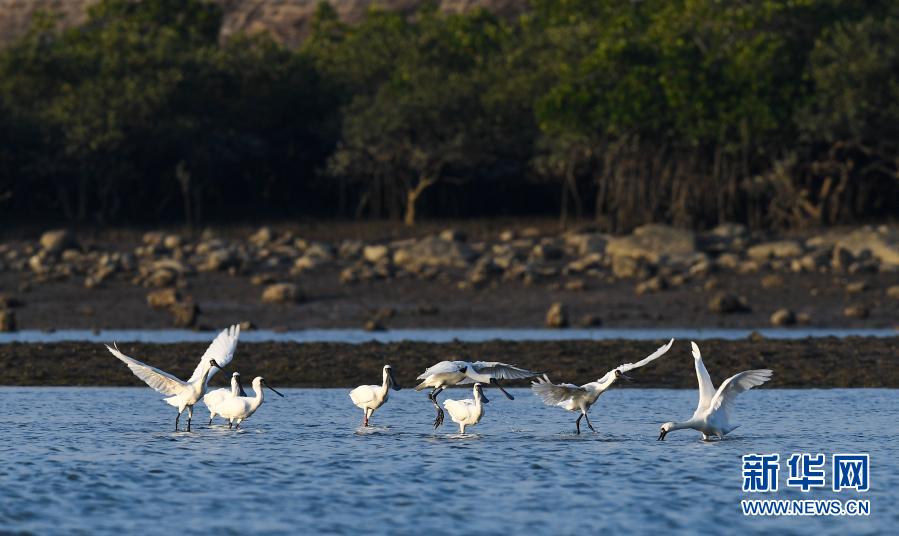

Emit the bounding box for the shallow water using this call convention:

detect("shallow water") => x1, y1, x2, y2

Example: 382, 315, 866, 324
0, 326, 895, 344
1, 388, 895, 535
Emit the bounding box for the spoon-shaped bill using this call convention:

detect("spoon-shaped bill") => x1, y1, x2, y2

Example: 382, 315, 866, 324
389, 368, 402, 391
263, 380, 285, 397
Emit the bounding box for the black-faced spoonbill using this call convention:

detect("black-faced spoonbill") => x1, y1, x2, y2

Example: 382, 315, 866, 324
443, 383, 489, 434
415, 360, 538, 427
349, 365, 401, 427
204, 371, 247, 425
106, 324, 240, 431
531, 338, 674, 434
658, 341, 772, 441
217, 376, 285, 429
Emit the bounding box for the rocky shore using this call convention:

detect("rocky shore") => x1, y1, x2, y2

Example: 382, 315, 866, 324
1, 222, 897, 331
2, 337, 897, 387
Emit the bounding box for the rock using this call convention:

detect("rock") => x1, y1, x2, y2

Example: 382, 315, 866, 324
250, 273, 277, 286
746, 240, 803, 261
142, 231, 165, 246
170, 301, 199, 328
393, 236, 476, 268
831, 246, 854, 272
239, 320, 257, 331
612, 255, 651, 279
198, 249, 237, 272
715, 253, 741, 270
545, 302, 569, 328
605, 224, 697, 265
162, 234, 183, 250
564, 279, 586, 292
0, 309, 15, 331
829, 227, 899, 268
438, 229, 466, 242
579, 314, 603, 327
146, 269, 177, 288
708, 292, 750, 314
39, 229, 78, 253
498, 230, 516, 242
249, 226, 274, 246
845, 281, 868, 294
567, 253, 603, 273
566, 233, 607, 256
531, 242, 564, 261
843, 305, 870, 319
796, 312, 812, 325
635, 276, 667, 295
364, 318, 387, 332
363, 245, 390, 264
147, 288, 181, 310
887, 285, 899, 300
261, 283, 303, 304
770, 308, 796, 326
702, 223, 749, 252
761, 274, 785, 289
416, 304, 439, 315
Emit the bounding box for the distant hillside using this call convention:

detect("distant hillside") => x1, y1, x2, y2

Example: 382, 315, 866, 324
0, 0, 528, 47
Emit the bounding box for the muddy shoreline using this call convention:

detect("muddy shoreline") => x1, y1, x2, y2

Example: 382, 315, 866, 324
3, 337, 897, 388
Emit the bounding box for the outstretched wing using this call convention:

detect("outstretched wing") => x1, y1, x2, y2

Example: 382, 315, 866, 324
416, 360, 466, 379
106, 343, 187, 396
469, 362, 539, 380
531, 374, 585, 407
707, 369, 773, 419
691, 341, 716, 416
592, 338, 675, 384
187, 325, 241, 385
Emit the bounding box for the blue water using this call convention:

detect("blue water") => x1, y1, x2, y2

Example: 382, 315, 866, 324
1, 388, 895, 534
0, 327, 895, 344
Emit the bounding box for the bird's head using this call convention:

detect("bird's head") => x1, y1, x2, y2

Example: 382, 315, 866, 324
474, 383, 489, 404
384, 365, 401, 391
614, 369, 634, 383
256, 377, 285, 397
658, 422, 675, 441
232, 372, 240, 377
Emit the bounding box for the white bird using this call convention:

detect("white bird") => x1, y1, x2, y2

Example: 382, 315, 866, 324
204, 371, 247, 425
349, 365, 401, 427
658, 341, 772, 441
532, 338, 674, 434
443, 383, 489, 434
106, 324, 240, 431
415, 360, 538, 427
217, 376, 285, 429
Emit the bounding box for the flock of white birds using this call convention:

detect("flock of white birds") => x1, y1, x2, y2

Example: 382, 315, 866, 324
109, 325, 773, 440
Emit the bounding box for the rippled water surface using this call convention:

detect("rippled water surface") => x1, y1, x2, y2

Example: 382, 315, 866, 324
2, 388, 896, 534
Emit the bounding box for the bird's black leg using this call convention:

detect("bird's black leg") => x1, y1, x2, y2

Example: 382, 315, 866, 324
186, 406, 193, 432
583, 413, 597, 433
575, 414, 583, 435
429, 387, 445, 428
175, 411, 181, 432
228, 421, 233, 430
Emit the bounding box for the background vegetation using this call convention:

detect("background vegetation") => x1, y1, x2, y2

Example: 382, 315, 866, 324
0, 0, 897, 230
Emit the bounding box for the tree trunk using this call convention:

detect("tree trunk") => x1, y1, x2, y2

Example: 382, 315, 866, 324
405, 175, 437, 226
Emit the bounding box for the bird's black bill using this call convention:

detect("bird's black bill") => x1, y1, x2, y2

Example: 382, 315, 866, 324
490, 378, 515, 400
389, 369, 402, 391
479, 391, 490, 404
620, 373, 635, 383
263, 381, 285, 397
238, 379, 247, 397
658, 430, 667, 441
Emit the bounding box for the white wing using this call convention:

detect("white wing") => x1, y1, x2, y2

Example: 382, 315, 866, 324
468, 362, 539, 380
707, 369, 773, 418
531, 374, 585, 407
349, 385, 377, 406
691, 341, 716, 415
614, 338, 675, 375
416, 360, 466, 379
187, 325, 241, 385
107, 343, 187, 396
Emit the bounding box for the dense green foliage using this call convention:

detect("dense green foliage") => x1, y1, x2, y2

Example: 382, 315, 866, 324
0, 0, 897, 229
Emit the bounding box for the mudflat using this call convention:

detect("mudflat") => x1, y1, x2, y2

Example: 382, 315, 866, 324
3, 337, 897, 388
